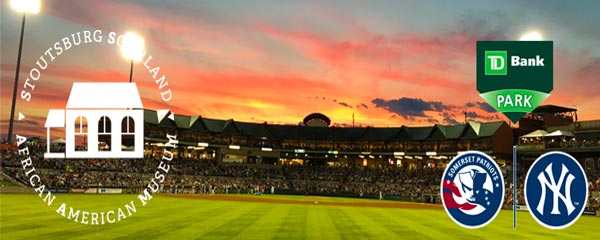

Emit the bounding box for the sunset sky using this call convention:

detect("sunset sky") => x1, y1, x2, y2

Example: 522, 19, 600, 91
1, 0, 600, 139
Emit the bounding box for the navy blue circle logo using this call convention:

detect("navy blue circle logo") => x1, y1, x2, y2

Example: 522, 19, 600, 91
524, 151, 588, 229
441, 151, 504, 228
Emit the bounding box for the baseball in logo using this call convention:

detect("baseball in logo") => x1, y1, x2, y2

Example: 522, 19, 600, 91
524, 151, 588, 229
441, 151, 504, 228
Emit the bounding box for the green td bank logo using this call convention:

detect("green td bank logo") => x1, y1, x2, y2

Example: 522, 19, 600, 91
485, 51, 507, 75
477, 41, 553, 123
485, 51, 546, 76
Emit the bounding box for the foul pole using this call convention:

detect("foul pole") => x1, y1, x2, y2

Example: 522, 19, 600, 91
513, 145, 517, 230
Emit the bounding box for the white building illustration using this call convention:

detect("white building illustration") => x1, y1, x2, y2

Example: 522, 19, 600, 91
44, 82, 144, 158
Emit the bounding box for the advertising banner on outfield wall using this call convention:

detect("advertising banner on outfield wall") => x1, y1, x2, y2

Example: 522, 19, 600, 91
515, 205, 529, 211
48, 188, 69, 193
582, 210, 597, 216
70, 189, 86, 193
83, 188, 123, 194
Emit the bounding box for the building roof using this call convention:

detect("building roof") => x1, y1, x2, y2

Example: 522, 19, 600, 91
237, 122, 273, 138
222, 120, 242, 135
45, 109, 65, 128
200, 118, 224, 132
430, 125, 466, 141
394, 127, 411, 141
269, 125, 302, 139
303, 113, 331, 127
404, 126, 433, 140
143, 109, 160, 124
444, 125, 467, 139
66, 83, 143, 109
174, 115, 193, 128
188, 116, 206, 131
531, 105, 576, 114
477, 122, 505, 137
521, 129, 548, 138
142, 109, 509, 142
330, 127, 364, 141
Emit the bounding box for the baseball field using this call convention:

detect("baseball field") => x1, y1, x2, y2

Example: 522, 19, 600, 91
0, 193, 598, 239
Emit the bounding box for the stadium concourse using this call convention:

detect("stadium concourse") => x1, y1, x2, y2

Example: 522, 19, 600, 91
1, 105, 599, 212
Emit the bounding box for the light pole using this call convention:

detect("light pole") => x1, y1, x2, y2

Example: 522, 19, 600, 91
120, 32, 145, 83
7, 0, 41, 144
519, 31, 543, 41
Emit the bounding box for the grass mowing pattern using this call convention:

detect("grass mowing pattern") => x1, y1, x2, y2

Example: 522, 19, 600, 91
1, 194, 598, 239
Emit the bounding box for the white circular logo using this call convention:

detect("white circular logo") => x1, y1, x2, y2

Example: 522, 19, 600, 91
15, 29, 177, 225
441, 151, 505, 229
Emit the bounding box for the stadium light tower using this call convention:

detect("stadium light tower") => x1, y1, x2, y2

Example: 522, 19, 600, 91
120, 32, 145, 83
520, 31, 543, 41
7, 0, 41, 144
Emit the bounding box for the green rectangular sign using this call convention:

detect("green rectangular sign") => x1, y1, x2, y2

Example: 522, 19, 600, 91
477, 41, 553, 123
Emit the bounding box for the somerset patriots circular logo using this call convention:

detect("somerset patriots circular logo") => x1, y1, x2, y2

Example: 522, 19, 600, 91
441, 151, 504, 229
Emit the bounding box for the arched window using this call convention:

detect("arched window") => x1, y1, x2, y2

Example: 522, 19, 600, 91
98, 116, 111, 151
74, 116, 87, 151
121, 116, 135, 151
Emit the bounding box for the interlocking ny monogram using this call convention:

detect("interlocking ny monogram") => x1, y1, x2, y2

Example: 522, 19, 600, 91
536, 163, 576, 215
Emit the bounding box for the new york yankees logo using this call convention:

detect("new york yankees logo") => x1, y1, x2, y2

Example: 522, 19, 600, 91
525, 152, 588, 229
536, 163, 575, 215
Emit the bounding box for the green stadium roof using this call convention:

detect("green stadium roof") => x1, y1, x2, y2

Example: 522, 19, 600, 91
143, 109, 509, 142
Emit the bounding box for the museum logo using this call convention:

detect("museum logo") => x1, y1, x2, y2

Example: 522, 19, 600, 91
15, 29, 177, 225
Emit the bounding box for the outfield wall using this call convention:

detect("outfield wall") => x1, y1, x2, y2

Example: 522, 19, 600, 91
0, 186, 35, 194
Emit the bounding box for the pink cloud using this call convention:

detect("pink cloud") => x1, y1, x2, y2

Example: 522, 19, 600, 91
6, 0, 595, 130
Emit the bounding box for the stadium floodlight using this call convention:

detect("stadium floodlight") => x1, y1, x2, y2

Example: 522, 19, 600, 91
121, 32, 145, 62
520, 31, 543, 41
120, 32, 145, 82
10, 0, 41, 14
7, 0, 41, 144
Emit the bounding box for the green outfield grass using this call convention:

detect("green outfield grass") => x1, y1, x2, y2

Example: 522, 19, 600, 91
0, 194, 598, 239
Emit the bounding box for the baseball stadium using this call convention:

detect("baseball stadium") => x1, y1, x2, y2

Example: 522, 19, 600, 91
2, 1, 600, 239
1, 105, 599, 239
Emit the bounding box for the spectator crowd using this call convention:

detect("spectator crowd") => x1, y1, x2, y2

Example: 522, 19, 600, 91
2, 145, 599, 209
